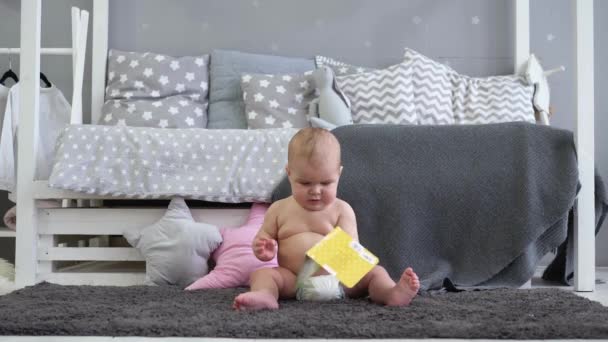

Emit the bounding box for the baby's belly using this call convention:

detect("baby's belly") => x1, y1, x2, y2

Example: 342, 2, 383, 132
278, 232, 325, 274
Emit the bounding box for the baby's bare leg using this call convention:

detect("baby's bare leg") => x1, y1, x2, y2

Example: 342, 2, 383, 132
344, 266, 420, 306
233, 267, 296, 311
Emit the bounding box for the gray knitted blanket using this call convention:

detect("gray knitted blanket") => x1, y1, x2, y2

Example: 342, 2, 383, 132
273, 122, 580, 290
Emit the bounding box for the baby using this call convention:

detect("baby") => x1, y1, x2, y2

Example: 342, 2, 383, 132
233, 127, 420, 310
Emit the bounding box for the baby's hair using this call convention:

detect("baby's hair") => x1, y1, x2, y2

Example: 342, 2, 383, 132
288, 127, 341, 165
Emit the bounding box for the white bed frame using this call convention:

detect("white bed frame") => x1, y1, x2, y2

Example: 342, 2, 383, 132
10, 0, 596, 291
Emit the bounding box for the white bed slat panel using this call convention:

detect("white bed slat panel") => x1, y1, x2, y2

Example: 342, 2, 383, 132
39, 208, 251, 235
574, 0, 595, 292
0, 227, 16, 238
39, 247, 144, 261
40, 272, 145, 286
15, 0, 41, 289
0, 48, 73, 55
35, 181, 235, 200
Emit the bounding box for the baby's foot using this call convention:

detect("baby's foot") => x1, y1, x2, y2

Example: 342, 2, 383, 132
385, 267, 420, 306
233, 291, 279, 311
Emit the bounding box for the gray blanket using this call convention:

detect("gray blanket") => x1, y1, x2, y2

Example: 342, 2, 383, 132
272, 122, 580, 290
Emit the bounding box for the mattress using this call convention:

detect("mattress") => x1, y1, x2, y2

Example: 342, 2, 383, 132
49, 125, 297, 202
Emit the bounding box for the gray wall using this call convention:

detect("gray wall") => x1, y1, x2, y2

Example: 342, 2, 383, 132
0, 0, 606, 266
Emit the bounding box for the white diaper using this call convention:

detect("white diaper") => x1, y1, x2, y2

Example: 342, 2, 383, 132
296, 257, 345, 301
296, 274, 345, 301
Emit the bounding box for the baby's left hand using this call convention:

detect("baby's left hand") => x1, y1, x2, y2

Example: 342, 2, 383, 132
254, 237, 277, 261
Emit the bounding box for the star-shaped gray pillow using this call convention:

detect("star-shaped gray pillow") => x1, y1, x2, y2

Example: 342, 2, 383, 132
124, 197, 222, 288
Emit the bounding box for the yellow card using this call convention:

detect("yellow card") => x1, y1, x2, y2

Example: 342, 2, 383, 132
306, 226, 379, 288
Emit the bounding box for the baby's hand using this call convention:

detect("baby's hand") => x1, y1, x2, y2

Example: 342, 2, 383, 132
254, 237, 277, 261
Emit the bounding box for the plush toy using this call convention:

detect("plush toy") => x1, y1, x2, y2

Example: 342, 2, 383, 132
525, 54, 564, 125
308, 66, 353, 129
123, 198, 223, 288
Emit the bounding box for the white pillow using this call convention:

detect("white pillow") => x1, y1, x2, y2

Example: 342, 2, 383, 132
123, 198, 222, 288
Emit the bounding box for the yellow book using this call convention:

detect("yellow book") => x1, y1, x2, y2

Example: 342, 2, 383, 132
306, 226, 379, 288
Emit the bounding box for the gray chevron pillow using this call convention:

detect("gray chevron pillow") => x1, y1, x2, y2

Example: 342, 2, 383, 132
404, 49, 535, 125
315, 56, 376, 76
451, 74, 536, 124
335, 61, 417, 125
402, 49, 455, 125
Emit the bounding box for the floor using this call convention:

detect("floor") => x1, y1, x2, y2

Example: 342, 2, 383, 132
0, 268, 606, 342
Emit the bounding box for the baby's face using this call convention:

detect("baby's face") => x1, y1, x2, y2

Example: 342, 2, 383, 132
287, 156, 342, 211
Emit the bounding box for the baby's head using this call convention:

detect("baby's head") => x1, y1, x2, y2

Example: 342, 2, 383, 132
286, 127, 342, 211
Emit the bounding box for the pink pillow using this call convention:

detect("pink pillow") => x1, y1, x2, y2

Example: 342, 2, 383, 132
185, 203, 278, 289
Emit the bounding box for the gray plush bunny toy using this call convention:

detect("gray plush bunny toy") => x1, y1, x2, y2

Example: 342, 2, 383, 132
308, 66, 353, 129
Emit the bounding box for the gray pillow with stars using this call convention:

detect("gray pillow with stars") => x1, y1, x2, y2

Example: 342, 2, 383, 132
123, 197, 222, 288
100, 49, 209, 128
241, 71, 316, 129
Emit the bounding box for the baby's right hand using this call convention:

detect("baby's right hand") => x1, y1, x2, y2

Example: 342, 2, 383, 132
254, 238, 277, 261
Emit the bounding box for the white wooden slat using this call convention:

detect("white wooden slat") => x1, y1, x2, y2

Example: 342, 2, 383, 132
70, 7, 82, 124
71, 7, 79, 80
33, 180, 182, 199
514, 0, 529, 75
39, 207, 251, 235
91, 0, 109, 124
0, 227, 16, 238
15, 0, 41, 289
38, 235, 55, 273
70, 8, 89, 125
0, 47, 73, 55
40, 272, 145, 286
38, 247, 144, 261
574, 0, 595, 292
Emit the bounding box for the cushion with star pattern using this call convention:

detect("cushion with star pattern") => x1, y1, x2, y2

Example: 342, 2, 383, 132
241, 71, 315, 129
208, 49, 315, 129
123, 197, 223, 288
100, 49, 209, 129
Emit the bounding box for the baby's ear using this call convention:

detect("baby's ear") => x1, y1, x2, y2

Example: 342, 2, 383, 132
339, 165, 343, 174
285, 165, 291, 177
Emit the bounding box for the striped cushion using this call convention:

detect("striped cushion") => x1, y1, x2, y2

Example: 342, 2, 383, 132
335, 62, 417, 125
315, 56, 376, 76
403, 49, 455, 125
404, 48, 535, 125
319, 50, 535, 126
451, 74, 536, 124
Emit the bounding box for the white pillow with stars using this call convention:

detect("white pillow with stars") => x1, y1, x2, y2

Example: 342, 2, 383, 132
100, 49, 209, 129
241, 71, 315, 129
123, 197, 223, 288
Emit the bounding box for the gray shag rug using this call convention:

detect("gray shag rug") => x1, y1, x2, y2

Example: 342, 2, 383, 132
0, 282, 607, 339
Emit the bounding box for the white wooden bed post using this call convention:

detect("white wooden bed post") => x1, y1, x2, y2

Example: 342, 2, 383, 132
514, 0, 529, 75
15, 0, 41, 288
516, 0, 595, 292
514, 0, 533, 290
574, 0, 595, 292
